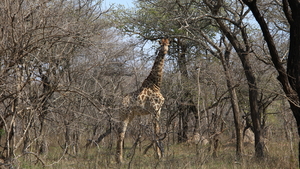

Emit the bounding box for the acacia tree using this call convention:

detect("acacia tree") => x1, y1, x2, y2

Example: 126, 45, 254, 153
113, 0, 224, 144
241, 0, 300, 166
202, 0, 266, 158
129, 0, 255, 158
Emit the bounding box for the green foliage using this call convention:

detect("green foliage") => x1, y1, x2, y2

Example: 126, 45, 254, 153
0, 129, 5, 137
111, 0, 217, 40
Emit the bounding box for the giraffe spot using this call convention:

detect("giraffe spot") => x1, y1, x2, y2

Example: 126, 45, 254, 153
146, 89, 152, 96
140, 95, 145, 101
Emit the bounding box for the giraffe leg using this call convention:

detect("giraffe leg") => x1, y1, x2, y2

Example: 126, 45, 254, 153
153, 109, 163, 159
116, 119, 129, 163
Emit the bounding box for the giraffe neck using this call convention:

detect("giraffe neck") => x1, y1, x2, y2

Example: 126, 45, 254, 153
141, 46, 166, 90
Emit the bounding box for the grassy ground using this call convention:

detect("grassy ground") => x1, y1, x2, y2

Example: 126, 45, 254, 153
18, 138, 297, 169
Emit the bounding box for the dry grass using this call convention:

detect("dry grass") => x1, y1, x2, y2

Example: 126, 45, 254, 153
18, 138, 297, 169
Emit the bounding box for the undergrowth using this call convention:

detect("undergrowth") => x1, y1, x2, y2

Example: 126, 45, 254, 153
18, 139, 297, 169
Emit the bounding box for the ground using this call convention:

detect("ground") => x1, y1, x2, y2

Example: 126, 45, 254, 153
19, 135, 297, 169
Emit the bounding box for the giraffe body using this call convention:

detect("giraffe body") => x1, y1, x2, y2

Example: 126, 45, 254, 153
116, 38, 169, 163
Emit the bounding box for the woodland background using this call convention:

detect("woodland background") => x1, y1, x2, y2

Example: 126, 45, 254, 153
0, 0, 299, 168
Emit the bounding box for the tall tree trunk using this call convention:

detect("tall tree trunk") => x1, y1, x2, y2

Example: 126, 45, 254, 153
11, 66, 24, 158
239, 53, 264, 157
220, 45, 243, 160
286, 0, 300, 165
37, 68, 52, 155
177, 39, 191, 143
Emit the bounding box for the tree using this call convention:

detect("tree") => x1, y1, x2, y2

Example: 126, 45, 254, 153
199, 0, 269, 158
114, 0, 251, 158
0, 0, 121, 166
113, 0, 220, 143
119, 0, 293, 161
241, 0, 300, 166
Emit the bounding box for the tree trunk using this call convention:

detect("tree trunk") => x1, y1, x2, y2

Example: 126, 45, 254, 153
177, 39, 191, 143
37, 69, 52, 155
220, 46, 243, 160
286, 1, 300, 165
178, 106, 188, 143
239, 53, 264, 157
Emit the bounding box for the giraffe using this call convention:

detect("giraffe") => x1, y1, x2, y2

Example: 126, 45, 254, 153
116, 38, 169, 163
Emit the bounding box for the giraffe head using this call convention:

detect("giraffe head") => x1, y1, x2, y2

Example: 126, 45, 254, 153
159, 38, 169, 54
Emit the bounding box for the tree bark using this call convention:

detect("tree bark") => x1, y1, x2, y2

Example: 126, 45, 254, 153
239, 52, 264, 158
285, 0, 300, 165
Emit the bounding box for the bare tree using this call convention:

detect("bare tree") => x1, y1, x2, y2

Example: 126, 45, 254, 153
0, 0, 126, 166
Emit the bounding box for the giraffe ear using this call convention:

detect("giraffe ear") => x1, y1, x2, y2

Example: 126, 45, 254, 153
161, 38, 170, 46
165, 38, 170, 45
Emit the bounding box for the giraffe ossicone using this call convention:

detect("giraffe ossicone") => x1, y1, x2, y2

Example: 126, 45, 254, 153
116, 38, 169, 163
